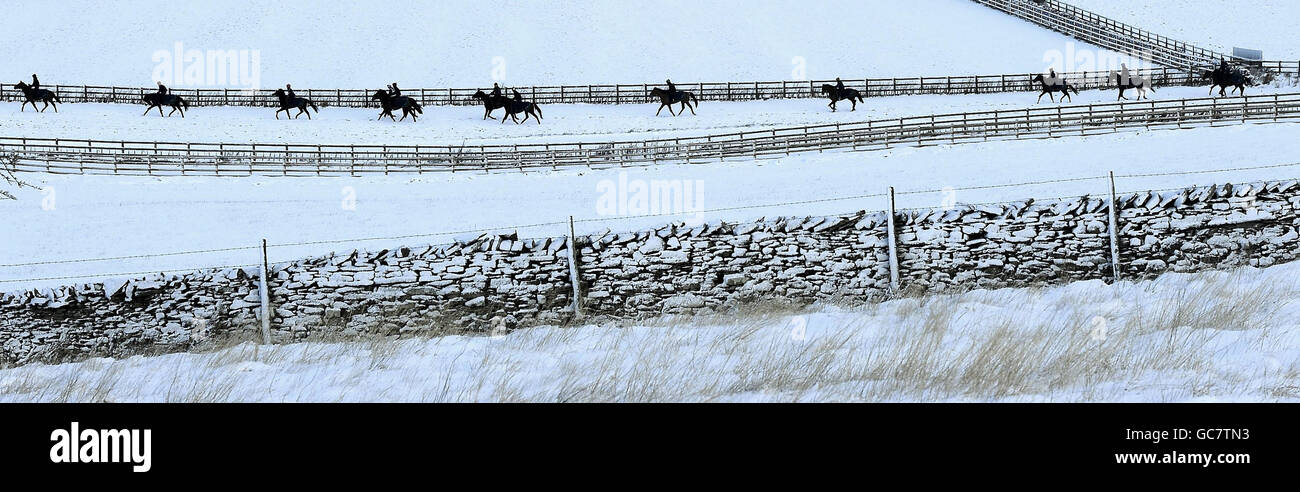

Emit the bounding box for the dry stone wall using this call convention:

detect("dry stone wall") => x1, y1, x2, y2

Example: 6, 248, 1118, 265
3, 180, 1298, 364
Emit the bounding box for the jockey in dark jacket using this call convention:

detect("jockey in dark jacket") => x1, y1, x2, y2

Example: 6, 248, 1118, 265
666, 79, 677, 99
512, 89, 523, 102
1219, 58, 1231, 75
31, 74, 40, 90
835, 77, 846, 97
157, 82, 168, 95
390, 83, 402, 97
286, 84, 296, 99
491, 83, 503, 98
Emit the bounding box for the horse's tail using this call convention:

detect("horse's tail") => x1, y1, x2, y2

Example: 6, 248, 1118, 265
309, 100, 319, 112
181, 97, 190, 109
412, 100, 424, 114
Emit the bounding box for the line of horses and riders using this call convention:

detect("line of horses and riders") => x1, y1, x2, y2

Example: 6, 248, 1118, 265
1029, 59, 1257, 103
11, 61, 1261, 120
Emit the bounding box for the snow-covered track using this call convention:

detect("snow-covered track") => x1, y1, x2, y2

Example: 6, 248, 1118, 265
4, 92, 1299, 176
5, 64, 1296, 109
973, 0, 1227, 68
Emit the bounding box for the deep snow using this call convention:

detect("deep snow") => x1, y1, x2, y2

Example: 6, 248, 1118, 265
2, 260, 1297, 402
2, 0, 1144, 88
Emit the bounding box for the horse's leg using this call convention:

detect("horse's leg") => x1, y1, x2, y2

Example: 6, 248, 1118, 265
1037, 92, 1045, 103
533, 109, 541, 124
158, 105, 166, 117
276, 108, 283, 119
656, 103, 665, 116
686, 100, 696, 116
51, 101, 58, 113
850, 99, 856, 111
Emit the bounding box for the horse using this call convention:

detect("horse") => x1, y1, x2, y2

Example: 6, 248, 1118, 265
371, 90, 423, 122
819, 84, 864, 112
1030, 74, 1078, 103
272, 89, 319, 119
142, 92, 189, 117
13, 81, 60, 112
649, 87, 697, 116
472, 90, 510, 120
1107, 71, 1156, 101
1201, 69, 1252, 97
501, 98, 543, 124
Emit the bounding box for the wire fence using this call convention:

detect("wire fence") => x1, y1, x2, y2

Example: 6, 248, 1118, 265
5, 159, 1300, 286
5, 91, 1300, 176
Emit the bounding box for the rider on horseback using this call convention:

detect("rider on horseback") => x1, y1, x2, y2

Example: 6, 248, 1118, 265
1218, 58, 1231, 76
156, 82, 168, 96
286, 84, 296, 100
666, 79, 677, 100
835, 77, 846, 98
31, 74, 39, 90
512, 89, 523, 102
491, 83, 503, 98
390, 83, 402, 97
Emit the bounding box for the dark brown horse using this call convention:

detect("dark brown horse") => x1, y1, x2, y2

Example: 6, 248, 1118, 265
372, 90, 423, 122
472, 90, 510, 120
273, 88, 319, 119
13, 81, 60, 112
142, 92, 189, 117
650, 87, 697, 116
501, 98, 543, 124
1031, 74, 1078, 103
820, 84, 863, 111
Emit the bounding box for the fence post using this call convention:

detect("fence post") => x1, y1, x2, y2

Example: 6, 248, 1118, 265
886, 186, 900, 292
1107, 171, 1122, 284
259, 238, 273, 343
566, 216, 583, 318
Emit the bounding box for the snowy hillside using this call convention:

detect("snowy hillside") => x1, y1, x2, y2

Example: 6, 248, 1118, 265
3, 261, 1297, 402
4, 120, 1299, 290
3, 0, 1141, 88
1067, 0, 1300, 60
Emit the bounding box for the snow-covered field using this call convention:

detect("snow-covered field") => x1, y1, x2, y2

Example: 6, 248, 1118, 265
3, 84, 1297, 146
3, 261, 1297, 402
1068, 0, 1300, 61
4, 121, 1299, 290
1, 0, 1139, 88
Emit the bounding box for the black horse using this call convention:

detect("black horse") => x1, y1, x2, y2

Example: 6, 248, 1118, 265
1031, 74, 1078, 103
273, 89, 319, 119
650, 87, 697, 116
1108, 71, 1155, 101
142, 92, 189, 117
501, 98, 543, 124
472, 90, 510, 120
13, 81, 60, 112
1201, 69, 1252, 97
371, 90, 423, 122
820, 84, 863, 112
